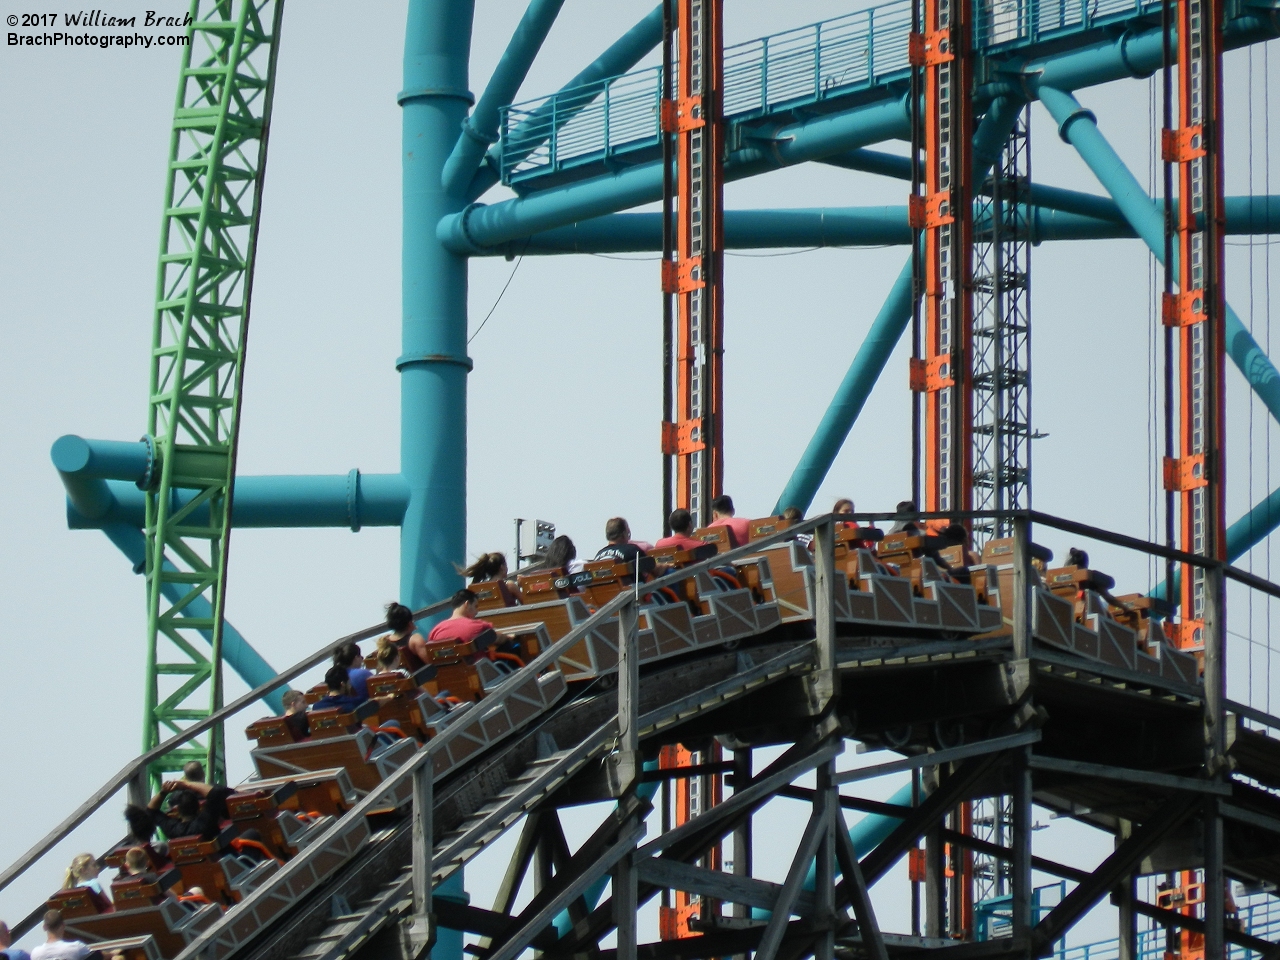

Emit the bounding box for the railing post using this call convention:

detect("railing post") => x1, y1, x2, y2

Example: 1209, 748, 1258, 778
812, 24, 822, 97
810, 517, 840, 714
1011, 513, 1034, 937
867, 10, 876, 83
405, 755, 434, 956
612, 594, 640, 960
498, 107, 507, 184
1202, 563, 1226, 960
127, 767, 150, 809
1011, 747, 1033, 936
1115, 820, 1137, 960
550, 95, 558, 171
814, 759, 837, 960
1012, 513, 1032, 660
611, 595, 640, 796
761, 36, 769, 110
604, 79, 612, 157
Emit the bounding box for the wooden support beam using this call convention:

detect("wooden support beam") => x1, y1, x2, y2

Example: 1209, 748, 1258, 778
1027, 754, 1232, 795
856, 749, 1007, 887
635, 858, 815, 915
756, 801, 831, 960
1031, 794, 1200, 950
832, 796, 889, 960
832, 730, 1040, 786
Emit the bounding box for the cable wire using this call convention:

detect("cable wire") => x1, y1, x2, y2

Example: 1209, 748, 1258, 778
468, 239, 530, 344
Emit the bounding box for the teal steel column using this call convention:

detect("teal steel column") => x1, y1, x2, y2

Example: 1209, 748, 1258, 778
101, 523, 283, 713
441, 0, 566, 195
1153, 485, 1280, 604
466, 3, 665, 201
400, 0, 476, 611
774, 256, 916, 516
774, 96, 1026, 514
1037, 86, 1280, 428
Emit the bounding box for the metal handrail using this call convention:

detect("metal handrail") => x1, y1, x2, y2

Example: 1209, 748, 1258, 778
498, 0, 1176, 184
174, 511, 861, 960
172, 586, 640, 960
0, 597, 452, 899
815, 507, 1280, 602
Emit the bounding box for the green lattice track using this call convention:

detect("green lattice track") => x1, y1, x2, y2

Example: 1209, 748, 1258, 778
142, 0, 283, 789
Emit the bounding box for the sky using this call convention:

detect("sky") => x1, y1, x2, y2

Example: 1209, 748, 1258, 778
1, 0, 1278, 951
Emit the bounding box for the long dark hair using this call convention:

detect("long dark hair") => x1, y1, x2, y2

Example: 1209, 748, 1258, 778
463, 552, 507, 584
385, 602, 415, 634
543, 535, 576, 571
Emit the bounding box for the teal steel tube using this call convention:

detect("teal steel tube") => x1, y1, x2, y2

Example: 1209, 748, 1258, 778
498, 207, 914, 254
1007, 14, 1280, 100
53, 436, 409, 530
475, 196, 1275, 256
403, 6, 475, 953
440, 98, 911, 253
1037, 86, 1280, 428
441, 0, 566, 195
64, 476, 409, 530
824, 148, 1127, 224
1154, 485, 1280, 604
751, 781, 914, 921
774, 97, 1025, 514
99, 523, 283, 714
774, 255, 915, 516
467, 4, 665, 201
551, 760, 662, 939
400, 0, 475, 613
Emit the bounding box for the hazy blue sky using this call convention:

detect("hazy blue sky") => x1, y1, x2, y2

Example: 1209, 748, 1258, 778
1, 0, 1277, 949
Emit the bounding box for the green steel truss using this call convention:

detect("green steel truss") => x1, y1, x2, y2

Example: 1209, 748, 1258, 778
142, 0, 283, 788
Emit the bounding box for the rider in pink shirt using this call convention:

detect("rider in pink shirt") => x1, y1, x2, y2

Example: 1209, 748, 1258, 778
655, 508, 709, 552
707, 495, 751, 548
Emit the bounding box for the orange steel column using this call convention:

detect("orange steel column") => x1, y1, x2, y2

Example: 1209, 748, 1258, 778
662, 0, 724, 529
911, 0, 975, 935
910, 0, 974, 519
1163, 0, 1227, 651
658, 743, 724, 939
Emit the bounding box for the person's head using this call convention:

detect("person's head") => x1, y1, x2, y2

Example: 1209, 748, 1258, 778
463, 552, 508, 583
124, 805, 156, 844
385, 602, 415, 634
942, 523, 970, 546
42, 909, 65, 939
375, 636, 400, 671
833, 498, 854, 515
281, 690, 307, 715
124, 847, 150, 876
450, 589, 477, 618
174, 790, 201, 820
782, 506, 803, 523
63, 853, 99, 889
324, 665, 351, 695
1067, 547, 1089, 568
182, 761, 205, 783
711, 495, 735, 519
668, 509, 693, 535
544, 535, 576, 570
0, 920, 13, 949
604, 517, 630, 544
333, 641, 362, 670
895, 499, 917, 515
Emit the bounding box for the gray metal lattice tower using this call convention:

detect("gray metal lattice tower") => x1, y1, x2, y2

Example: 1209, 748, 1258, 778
972, 106, 1033, 544
969, 106, 1032, 917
